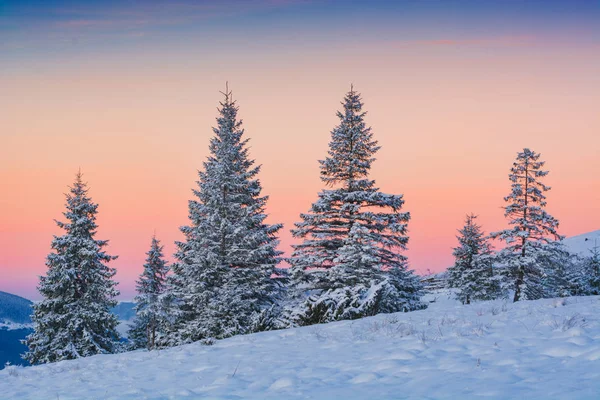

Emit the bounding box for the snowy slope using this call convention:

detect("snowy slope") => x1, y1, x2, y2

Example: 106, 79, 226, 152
563, 229, 600, 256
2, 293, 600, 399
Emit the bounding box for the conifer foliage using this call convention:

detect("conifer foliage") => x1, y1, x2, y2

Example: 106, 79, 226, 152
542, 249, 584, 298
24, 172, 120, 364
448, 214, 499, 304
129, 235, 170, 350
289, 87, 425, 325
583, 243, 600, 295
167, 87, 283, 344
491, 148, 564, 302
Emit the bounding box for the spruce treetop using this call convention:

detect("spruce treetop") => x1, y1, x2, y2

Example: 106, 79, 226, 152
56, 170, 108, 246
492, 148, 563, 252
453, 214, 492, 261
319, 86, 380, 189
291, 86, 410, 273
180, 85, 282, 269
136, 235, 168, 297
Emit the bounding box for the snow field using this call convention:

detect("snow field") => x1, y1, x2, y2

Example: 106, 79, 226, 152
2, 293, 600, 399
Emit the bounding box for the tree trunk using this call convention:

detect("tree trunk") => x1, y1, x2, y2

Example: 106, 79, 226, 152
513, 265, 524, 302
151, 323, 156, 350
515, 161, 529, 303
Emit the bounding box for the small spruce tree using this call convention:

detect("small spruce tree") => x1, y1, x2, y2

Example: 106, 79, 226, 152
583, 243, 600, 295
129, 235, 170, 350
448, 214, 500, 304
24, 171, 120, 364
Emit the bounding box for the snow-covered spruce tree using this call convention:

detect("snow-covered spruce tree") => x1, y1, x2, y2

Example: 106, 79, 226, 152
582, 243, 600, 295
542, 249, 585, 298
491, 148, 564, 302
447, 214, 501, 304
167, 87, 283, 345
288, 87, 425, 325
24, 171, 120, 364
128, 235, 170, 350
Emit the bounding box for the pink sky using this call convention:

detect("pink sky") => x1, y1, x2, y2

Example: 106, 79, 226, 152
1, 1, 599, 299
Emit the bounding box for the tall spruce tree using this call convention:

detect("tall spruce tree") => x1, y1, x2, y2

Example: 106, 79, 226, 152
288, 86, 425, 325
129, 235, 170, 350
24, 171, 120, 364
491, 148, 564, 302
167, 86, 283, 344
448, 214, 500, 304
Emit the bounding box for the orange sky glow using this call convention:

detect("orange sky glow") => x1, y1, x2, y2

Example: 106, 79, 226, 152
1, 1, 599, 299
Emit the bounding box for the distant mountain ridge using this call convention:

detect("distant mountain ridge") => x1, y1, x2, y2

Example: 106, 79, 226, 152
111, 302, 136, 321
0, 291, 33, 368
0, 291, 33, 326
0, 291, 135, 369
0, 290, 136, 325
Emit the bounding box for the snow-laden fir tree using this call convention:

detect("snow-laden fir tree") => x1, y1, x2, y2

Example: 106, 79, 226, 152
288, 86, 425, 325
447, 214, 501, 304
583, 243, 600, 295
167, 86, 283, 344
542, 249, 585, 298
491, 148, 564, 302
24, 171, 120, 364
129, 235, 170, 350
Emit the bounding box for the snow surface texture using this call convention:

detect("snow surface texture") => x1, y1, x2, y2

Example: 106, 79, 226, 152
2, 292, 600, 399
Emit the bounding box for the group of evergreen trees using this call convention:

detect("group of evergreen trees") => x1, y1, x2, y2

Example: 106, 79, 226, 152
23, 87, 598, 365
448, 149, 600, 304
25, 86, 425, 364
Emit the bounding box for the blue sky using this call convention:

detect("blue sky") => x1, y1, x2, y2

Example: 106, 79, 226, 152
2, 1, 598, 58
